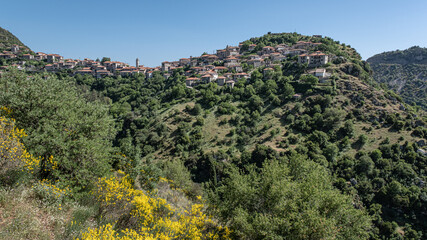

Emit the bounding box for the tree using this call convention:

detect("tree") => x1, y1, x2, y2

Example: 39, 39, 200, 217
101, 57, 111, 64
209, 153, 371, 239
0, 69, 116, 190
300, 74, 319, 85
282, 82, 295, 99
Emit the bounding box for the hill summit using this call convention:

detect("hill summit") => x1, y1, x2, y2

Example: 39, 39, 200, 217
0, 27, 28, 50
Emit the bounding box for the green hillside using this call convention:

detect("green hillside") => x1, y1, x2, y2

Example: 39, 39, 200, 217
1, 33, 426, 239
367, 46, 427, 110
0, 27, 28, 50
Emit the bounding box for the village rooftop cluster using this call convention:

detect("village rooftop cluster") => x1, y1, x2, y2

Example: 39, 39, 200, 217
0, 34, 332, 87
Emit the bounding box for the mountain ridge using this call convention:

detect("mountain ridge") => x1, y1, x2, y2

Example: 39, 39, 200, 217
367, 46, 427, 110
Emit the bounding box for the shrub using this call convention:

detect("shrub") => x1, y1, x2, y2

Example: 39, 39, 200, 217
80, 173, 230, 240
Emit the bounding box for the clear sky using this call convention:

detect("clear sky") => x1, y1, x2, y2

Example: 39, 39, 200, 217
1, 0, 426, 67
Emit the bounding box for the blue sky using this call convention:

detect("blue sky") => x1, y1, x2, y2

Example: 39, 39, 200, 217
2, 0, 426, 67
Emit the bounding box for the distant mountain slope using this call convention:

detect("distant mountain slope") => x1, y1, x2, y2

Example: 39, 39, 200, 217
0, 26, 28, 50
367, 46, 427, 110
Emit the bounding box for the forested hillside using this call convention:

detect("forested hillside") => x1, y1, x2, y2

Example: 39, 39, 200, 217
367, 46, 427, 110
1, 33, 426, 239
0, 26, 28, 50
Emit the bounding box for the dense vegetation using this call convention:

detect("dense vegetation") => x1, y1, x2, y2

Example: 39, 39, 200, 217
1, 33, 426, 239
367, 46, 427, 110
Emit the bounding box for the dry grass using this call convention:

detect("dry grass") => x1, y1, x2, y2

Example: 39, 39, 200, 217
0, 185, 97, 240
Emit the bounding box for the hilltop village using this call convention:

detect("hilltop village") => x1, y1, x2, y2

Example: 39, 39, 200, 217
0, 35, 331, 87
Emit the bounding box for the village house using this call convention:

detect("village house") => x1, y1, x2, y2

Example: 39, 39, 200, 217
298, 51, 328, 67
248, 55, 261, 60
213, 66, 227, 73
225, 80, 235, 88
225, 46, 240, 57
270, 52, 286, 62
22, 54, 34, 60
223, 73, 233, 80
216, 49, 227, 59
10, 64, 24, 70
47, 54, 63, 63
161, 61, 171, 72
75, 67, 93, 75
11, 45, 20, 53
179, 58, 191, 66
275, 44, 290, 52
64, 60, 77, 69
224, 57, 239, 67
201, 71, 218, 83
292, 41, 322, 50
200, 54, 219, 65
298, 54, 309, 64
248, 58, 264, 68
308, 51, 328, 67
309, 68, 326, 78
230, 64, 243, 72
103, 61, 126, 72
248, 44, 257, 51
191, 66, 203, 73
309, 68, 331, 81
0, 52, 16, 59
35, 52, 47, 61
95, 69, 112, 78
189, 56, 200, 67
205, 65, 216, 71
119, 70, 133, 77
146, 71, 154, 78
216, 76, 226, 86
262, 46, 275, 55
284, 49, 307, 56
163, 73, 171, 79
185, 77, 200, 87
45, 64, 57, 72
233, 72, 249, 81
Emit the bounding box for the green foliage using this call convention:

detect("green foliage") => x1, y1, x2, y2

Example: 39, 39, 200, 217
0, 69, 115, 191
300, 74, 319, 85
209, 153, 371, 239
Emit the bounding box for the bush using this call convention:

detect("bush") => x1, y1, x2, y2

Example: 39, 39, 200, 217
358, 134, 369, 146
82, 173, 230, 239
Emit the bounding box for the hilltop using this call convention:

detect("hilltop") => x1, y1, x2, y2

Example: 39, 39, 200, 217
0, 32, 426, 239
0, 27, 28, 50
367, 46, 427, 110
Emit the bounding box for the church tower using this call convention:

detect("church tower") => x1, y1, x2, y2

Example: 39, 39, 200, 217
136, 58, 140, 68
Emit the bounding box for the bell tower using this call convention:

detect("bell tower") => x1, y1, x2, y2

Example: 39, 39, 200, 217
136, 58, 140, 68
